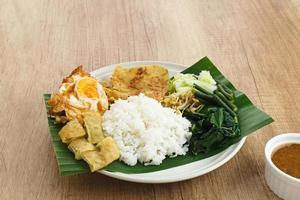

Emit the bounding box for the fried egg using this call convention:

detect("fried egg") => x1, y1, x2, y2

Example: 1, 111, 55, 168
49, 66, 108, 123
74, 77, 108, 112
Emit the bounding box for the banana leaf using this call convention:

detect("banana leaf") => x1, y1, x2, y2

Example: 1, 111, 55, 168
44, 57, 273, 176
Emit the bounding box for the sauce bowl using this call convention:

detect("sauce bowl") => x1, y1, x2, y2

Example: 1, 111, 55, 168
265, 133, 300, 200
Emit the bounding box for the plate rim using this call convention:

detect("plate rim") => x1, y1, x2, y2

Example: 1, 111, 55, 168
91, 60, 246, 183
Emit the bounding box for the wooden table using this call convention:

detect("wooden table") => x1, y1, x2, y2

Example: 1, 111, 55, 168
1, 0, 300, 199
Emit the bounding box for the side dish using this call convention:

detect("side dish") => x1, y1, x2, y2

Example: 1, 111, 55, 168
272, 143, 300, 179
164, 71, 240, 154
48, 66, 108, 123
57, 111, 120, 172
104, 65, 169, 102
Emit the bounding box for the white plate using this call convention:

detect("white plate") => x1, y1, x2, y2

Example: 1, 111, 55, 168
91, 61, 246, 184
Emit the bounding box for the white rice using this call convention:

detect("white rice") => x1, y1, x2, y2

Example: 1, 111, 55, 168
102, 94, 192, 166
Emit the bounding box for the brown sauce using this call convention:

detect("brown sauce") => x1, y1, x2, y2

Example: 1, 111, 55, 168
271, 143, 300, 179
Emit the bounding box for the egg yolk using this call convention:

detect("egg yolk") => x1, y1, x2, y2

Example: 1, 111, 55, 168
76, 77, 100, 99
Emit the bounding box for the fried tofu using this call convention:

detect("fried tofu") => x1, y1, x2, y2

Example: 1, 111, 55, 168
68, 138, 96, 160
83, 111, 104, 144
82, 137, 120, 172
58, 120, 86, 144
96, 137, 120, 162
81, 151, 106, 172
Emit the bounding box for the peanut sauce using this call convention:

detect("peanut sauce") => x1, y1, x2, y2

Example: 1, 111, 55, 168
271, 144, 300, 179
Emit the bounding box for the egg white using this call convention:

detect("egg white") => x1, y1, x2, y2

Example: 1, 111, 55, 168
58, 75, 108, 112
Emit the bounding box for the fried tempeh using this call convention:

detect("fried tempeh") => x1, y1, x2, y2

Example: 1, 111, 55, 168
68, 138, 96, 160
58, 120, 86, 144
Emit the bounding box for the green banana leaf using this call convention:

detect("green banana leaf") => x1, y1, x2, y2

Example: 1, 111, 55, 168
44, 57, 273, 176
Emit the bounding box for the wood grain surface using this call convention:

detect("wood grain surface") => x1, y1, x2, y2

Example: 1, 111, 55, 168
1, 0, 300, 199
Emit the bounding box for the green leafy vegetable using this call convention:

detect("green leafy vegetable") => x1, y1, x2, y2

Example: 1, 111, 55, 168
185, 107, 240, 154
193, 87, 237, 117
169, 70, 217, 94
168, 73, 197, 93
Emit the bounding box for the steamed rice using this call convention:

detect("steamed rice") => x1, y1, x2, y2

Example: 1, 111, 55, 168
102, 94, 192, 166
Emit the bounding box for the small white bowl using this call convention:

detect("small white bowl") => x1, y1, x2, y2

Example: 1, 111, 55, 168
265, 133, 300, 200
